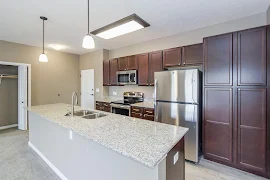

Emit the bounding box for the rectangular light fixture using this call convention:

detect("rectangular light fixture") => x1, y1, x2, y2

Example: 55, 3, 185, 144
91, 14, 150, 39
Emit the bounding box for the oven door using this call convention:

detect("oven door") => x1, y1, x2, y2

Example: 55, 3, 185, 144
111, 104, 130, 116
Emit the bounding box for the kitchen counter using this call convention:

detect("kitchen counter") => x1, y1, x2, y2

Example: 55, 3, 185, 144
95, 96, 122, 103
28, 103, 188, 168
132, 101, 155, 109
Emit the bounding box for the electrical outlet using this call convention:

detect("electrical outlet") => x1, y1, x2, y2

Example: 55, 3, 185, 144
69, 130, 73, 140
96, 88, 100, 93
113, 92, 117, 96
173, 152, 179, 165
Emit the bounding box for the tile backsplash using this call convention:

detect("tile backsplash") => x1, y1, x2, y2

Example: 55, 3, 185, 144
109, 85, 154, 99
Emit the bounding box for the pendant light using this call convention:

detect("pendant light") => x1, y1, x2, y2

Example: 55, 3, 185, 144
82, 0, 95, 49
39, 16, 48, 62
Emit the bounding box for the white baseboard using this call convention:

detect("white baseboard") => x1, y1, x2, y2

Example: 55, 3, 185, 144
0, 124, 18, 130
28, 141, 68, 180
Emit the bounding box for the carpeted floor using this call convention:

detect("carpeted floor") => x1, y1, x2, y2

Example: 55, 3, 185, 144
0, 128, 267, 180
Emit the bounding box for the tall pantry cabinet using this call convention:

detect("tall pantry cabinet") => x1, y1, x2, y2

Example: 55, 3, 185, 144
203, 26, 269, 178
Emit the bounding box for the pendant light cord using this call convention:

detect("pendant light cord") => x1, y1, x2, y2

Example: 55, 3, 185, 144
43, 19, 45, 53
88, 0, 89, 34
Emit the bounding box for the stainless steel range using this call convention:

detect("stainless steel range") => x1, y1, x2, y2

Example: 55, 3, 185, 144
111, 92, 144, 116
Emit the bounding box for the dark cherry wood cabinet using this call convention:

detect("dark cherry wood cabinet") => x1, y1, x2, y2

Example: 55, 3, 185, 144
204, 27, 269, 178
204, 33, 233, 86
237, 27, 267, 86
163, 47, 181, 68
237, 88, 267, 173
182, 43, 203, 66
118, 55, 138, 71
110, 58, 118, 85
131, 106, 154, 121
149, 51, 163, 85
96, 101, 111, 112
204, 88, 233, 164
103, 60, 110, 86
118, 57, 128, 71
137, 53, 149, 86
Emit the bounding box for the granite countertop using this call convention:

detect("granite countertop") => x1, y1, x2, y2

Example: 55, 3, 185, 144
95, 96, 122, 103
28, 103, 188, 168
132, 102, 155, 109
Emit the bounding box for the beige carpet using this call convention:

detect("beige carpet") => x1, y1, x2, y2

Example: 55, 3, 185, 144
0, 128, 267, 180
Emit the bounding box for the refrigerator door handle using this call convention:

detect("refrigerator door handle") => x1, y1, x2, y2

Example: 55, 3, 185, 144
154, 79, 158, 122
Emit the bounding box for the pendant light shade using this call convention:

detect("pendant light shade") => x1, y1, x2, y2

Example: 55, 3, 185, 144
82, 0, 95, 49
82, 34, 95, 49
39, 16, 48, 62
39, 53, 48, 62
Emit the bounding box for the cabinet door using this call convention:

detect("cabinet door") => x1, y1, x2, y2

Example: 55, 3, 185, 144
182, 43, 203, 66
204, 88, 233, 164
118, 57, 128, 71
137, 53, 149, 86
237, 88, 266, 173
163, 47, 181, 67
237, 27, 266, 86
149, 51, 163, 86
127, 55, 137, 70
204, 34, 233, 86
110, 59, 118, 85
103, 60, 110, 86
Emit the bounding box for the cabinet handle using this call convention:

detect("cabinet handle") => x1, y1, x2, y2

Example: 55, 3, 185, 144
144, 114, 154, 118
132, 113, 142, 116
145, 110, 153, 114
133, 109, 140, 112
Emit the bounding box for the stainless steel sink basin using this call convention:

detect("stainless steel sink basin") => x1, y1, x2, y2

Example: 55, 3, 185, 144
82, 113, 107, 119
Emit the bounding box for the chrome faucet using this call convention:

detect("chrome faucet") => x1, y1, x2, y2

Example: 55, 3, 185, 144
71, 92, 78, 117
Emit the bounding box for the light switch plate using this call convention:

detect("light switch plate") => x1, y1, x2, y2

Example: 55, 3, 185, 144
113, 92, 117, 96
96, 88, 100, 93
69, 130, 73, 140
174, 152, 179, 165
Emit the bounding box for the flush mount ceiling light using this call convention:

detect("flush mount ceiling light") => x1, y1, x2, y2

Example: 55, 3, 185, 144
82, 0, 95, 49
39, 16, 48, 62
91, 14, 150, 40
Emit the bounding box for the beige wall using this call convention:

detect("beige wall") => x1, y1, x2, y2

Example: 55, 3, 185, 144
109, 86, 154, 99
0, 41, 80, 106
267, 6, 270, 25
79, 49, 109, 100
109, 13, 267, 59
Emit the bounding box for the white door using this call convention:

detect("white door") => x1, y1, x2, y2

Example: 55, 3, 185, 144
18, 65, 28, 130
81, 69, 95, 109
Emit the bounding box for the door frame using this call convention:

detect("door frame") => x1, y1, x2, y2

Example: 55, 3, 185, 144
0, 61, 31, 130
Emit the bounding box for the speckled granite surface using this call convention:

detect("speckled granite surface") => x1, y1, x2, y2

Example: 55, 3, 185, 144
28, 103, 188, 168
95, 96, 122, 103
132, 102, 155, 109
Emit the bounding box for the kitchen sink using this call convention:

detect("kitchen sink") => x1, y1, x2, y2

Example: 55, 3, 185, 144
82, 113, 107, 119
65, 110, 107, 119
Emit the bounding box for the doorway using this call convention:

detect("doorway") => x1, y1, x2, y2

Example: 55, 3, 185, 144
0, 61, 31, 131
81, 69, 95, 109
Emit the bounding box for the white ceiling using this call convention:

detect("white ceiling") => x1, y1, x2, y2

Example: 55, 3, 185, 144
0, 0, 270, 55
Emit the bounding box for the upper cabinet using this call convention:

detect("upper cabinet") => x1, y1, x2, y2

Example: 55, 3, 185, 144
110, 58, 118, 85
103, 60, 110, 86
204, 33, 233, 86
118, 57, 128, 71
149, 51, 163, 85
137, 53, 149, 86
182, 43, 203, 66
163, 47, 182, 68
118, 55, 138, 71
237, 27, 266, 86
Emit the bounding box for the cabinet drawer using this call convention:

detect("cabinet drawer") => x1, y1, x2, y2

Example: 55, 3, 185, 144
131, 112, 143, 118
103, 107, 111, 112
143, 114, 154, 121
144, 108, 154, 115
131, 107, 143, 114
96, 101, 103, 106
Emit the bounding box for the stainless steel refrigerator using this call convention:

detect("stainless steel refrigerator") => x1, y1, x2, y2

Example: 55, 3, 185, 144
154, 69, 201, 163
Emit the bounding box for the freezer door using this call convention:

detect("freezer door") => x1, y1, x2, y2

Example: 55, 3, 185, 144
155, 101, 199, 163
154, 69, 199, 104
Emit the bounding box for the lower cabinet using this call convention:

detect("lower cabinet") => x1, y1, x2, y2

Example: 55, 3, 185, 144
95, 101, 111, 112
131, 106, 154, 121
204, 87, 268, 177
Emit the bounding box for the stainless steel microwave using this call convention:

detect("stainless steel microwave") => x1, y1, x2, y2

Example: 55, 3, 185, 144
116, 70, 137, 85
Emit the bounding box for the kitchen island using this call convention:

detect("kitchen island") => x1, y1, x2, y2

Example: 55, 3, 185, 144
28, 104, 188, 180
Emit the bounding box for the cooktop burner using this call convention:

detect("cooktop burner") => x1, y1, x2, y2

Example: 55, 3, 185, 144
111, 100, 133, 105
